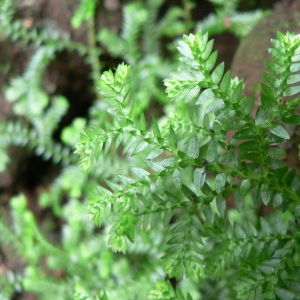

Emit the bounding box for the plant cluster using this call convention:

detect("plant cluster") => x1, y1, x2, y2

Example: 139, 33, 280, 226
1, 0, 295, 299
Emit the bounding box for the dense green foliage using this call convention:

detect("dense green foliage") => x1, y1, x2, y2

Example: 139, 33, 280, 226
2, 0, 300, 299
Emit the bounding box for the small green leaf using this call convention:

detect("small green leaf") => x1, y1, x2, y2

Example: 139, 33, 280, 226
206, 99, 225, 113
284, 86, 300, 97
268, 148, 286, 158
131, 141, 149, 156
196, 89, 215, 105
284, 279, 300, 292
260, 217, 272, 235
194, 167, 206, 191
269, 123, 290, 139
172, 169, 182, 189
169, 125, 177, 148
275, 287, 295, 300
146, 147, 164, 160
187, 136, 199, 158
211, 62, 224, 84
140, 112, 147, 131
228, 148, 238, 168
220, 70, 231, 92
240, 179, 251, 196
206, 139, 218, 162
216, 195, 226, 217
152, 117, 161, 138
122, 135, 136, 155
205, 50, 218, 72
131, 167, 150, 182
234, 190, 243, 212
260, 183, 273, 205
232, 82, 243, 103
240, 96, 254, 115
215, 173, 226, 193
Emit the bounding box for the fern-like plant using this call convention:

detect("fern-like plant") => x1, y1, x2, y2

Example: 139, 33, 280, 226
76, 30, 300, 299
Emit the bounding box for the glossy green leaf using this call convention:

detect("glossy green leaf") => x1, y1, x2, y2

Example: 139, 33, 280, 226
146, 147, 164, 160
269, 123, 290, 139
284, 86, 300, 96
284, 279, 300, 292
122, 135, 136, 155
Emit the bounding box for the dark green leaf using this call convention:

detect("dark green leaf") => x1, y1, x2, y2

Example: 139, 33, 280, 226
275, 218, 286, 235
282, 114, 300, 125
238, 141, 260, 151
194, 167, 206, 191
233, 128, 256, 140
